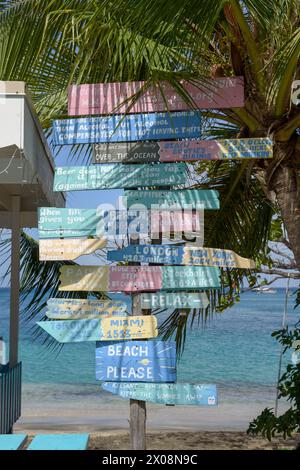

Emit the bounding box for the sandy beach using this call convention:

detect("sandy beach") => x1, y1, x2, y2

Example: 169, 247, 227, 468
13, 399, 300, 450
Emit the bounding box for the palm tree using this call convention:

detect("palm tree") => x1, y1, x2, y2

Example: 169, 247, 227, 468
0, 0, 299, 332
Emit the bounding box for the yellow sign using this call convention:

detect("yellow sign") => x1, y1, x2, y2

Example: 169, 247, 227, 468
39, 238, 106, 261
182, 248, 255, 269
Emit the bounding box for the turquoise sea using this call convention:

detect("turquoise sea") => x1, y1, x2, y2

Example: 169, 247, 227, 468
0, 287, 299, 407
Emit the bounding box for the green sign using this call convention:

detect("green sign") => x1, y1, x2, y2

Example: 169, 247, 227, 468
123, 189, 219, 209
53, 163, 187, 191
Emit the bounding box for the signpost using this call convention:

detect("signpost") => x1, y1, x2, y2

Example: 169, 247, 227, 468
92, 138, 273, 163
139, 292, 209, 309
68, 77, 244, 115
101, 382, 218, 406
52, 111, 201, 145
124, 189, 219, 210
95, 340, 176, 382
37, 316, 158, 343
58, 265, 221, 292
39, 238, 106, 261
53, 163, 187, 191
38, 207, 203, 241
107, 245, 255, 268
46, 298, 128, 319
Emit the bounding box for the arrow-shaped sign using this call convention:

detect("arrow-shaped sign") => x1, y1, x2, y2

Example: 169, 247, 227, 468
39, 238, 106, 261
107, 245, 255, 268
139, 292, 209, 309
37, 316, 158, 343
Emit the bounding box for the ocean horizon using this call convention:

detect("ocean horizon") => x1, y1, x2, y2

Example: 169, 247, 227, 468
1, 286, 299, 414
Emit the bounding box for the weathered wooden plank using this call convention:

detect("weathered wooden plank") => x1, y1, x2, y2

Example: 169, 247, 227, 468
58, 265, 221, 292
37, 316, 158, 343
53, 163, 187, 191
102, 382, 218, 406
95, 340, 176, 382
46, 298, 127, 319
123, 189, 219, 210
68, 77, 244, 115
52, 111, 201, 145
38, 208, 203, 240
39, 238, 106, 260
108, 245, 255, 268
139, 292, 209, 309
92, 138, 272, 163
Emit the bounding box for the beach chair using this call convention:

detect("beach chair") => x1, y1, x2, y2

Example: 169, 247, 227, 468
27, 433, 89, 450
0, 434, 27, 450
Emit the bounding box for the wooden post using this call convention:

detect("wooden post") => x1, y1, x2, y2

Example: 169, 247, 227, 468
129, 235, 147, 450
9, 195, 21, 368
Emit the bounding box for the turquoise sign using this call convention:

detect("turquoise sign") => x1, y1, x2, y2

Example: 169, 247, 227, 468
53, 163, 187, 191
52, 111, 201, 145
123, 189, 219, 209
39, 207, 150, 239
95, 340, 176, 382
102, 382, 218, 406
140, 292, 209, 309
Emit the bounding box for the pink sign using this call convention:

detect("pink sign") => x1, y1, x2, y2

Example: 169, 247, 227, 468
108, 266, 162, 292
68, 77, 244, 116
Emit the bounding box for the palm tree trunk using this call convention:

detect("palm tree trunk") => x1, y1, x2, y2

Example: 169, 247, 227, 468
269, 143, 300, 271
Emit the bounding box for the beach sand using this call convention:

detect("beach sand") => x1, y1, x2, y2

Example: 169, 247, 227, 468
17, 431, 300, 450
14, 400, 300, 450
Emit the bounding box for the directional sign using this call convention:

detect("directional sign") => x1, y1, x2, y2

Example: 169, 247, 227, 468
158, 138, 273, 161
139, 292, 209, 309
92, 138, 272, 163
95, 340, 176, 382
39, 238, 106, 260
37, 316, 158, 343
108, 245, 255, 268
124, 189, 219, 210
101, 382, 218, 406
52, 111, 201, 145
46, 298, 128, 319
68, 77, 244, 115
38, 207, 203, 241
58, 265, 221, 292
53, 163, 187, 191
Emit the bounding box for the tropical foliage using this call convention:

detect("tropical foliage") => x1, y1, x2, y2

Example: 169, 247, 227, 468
0, 1, 299, 350
248, 323, 300, 440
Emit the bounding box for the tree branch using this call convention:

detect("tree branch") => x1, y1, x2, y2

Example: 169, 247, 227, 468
260, 268, 300, 278
275, 113, 300, 141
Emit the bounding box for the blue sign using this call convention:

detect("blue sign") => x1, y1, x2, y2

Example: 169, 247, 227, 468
95, 340, 176, 382
107, 244, 254, 268
102, 382, 218, 406
52, 111, 201, 145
